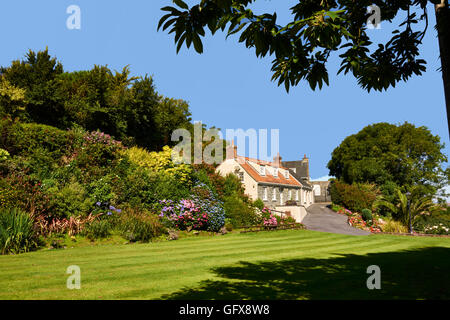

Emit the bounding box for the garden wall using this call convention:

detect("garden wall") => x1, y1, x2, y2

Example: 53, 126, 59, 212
274, 205, 308, 223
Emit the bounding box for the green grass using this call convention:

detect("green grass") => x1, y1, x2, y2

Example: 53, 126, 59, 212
1, 229, 450, 299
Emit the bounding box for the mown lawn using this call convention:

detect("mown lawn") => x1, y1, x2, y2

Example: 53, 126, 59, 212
1, 229, 450, 300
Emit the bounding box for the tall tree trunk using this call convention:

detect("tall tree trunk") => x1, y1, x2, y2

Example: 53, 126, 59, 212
435, 0, 450, 138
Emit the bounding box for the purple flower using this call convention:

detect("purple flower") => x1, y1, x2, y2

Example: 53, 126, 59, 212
109, 205, 116, 211
115, 208, 122, 213
107, 211, 113, 216
95, 202, 101, 207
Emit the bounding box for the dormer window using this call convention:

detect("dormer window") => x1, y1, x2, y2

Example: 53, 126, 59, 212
273, 167, 278, 177
260, 165, 266, 176
284, 170, 289, 179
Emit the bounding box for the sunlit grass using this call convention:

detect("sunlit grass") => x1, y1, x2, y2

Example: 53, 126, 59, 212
1, 229, 449, 299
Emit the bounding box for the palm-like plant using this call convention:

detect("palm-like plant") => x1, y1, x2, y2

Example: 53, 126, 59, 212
373, 189, 440, 231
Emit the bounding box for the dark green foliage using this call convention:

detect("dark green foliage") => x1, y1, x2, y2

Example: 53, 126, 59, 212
0, 119, 80, 159
118, 209, 166, 242
158, 1, 431, 92
330, 180, 379, 214
0, 48, 64, 124
253, 199, 265, 211
0, 49, 193, 151
223, 195, 260, 228
83, 220, 113, 240
361, 209, 373, 222
328, 122, 448, 199
0, 207, 40, 254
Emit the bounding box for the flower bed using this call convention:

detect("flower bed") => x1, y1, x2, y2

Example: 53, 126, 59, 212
158, 183, 225, 232
331, 204, 382, 233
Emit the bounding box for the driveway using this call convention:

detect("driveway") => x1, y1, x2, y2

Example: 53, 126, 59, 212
302, 203, 370, 236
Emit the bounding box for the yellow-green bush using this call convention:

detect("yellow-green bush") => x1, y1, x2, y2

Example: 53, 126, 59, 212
124, 146, 192, 185
381, 219, 408, 233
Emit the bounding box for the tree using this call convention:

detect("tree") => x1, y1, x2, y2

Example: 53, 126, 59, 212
373, 188, 440, 230
327, 122, 449, 198
158, 0, 450, 136
0, 48, 64, 125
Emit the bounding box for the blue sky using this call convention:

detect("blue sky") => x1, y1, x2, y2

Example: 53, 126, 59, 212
0, 0, 448, 181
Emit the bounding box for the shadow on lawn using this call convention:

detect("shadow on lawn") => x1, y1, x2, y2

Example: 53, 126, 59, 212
162, 247, 450, 300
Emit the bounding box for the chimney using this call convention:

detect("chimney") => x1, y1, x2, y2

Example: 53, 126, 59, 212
273, 152, 282, 167
226, 140, 237, 160
302, 154, 310, 181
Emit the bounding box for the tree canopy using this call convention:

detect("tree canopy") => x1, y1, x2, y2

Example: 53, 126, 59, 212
0, 48, 194, 151
158, 0, 450, 136
158, 0, 436, 92
327, 122, 449, 198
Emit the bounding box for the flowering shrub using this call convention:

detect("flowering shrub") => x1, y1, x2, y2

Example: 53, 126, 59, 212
158, 184, 225, 232
263, 214, 278, 227
94, 201, 122, 217
332, 204, 382, 233
76, 130, 124, 167
159, 197, 225, 232
414, 217, 450, 235
84, 131, 122, 147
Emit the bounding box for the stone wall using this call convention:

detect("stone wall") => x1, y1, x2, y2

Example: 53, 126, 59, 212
311, 180, 331, 203
257, 185, 301, 209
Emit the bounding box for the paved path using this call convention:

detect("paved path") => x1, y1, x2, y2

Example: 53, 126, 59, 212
302, 203, 370, 236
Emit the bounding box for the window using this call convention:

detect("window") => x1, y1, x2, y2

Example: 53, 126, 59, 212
295, 189, 299, 201
273, 167, 278, 177
263, 187, 268, 201
314, 185, 321, 196
260, 165, 265, 175
288, 189, 292, 200
272, 188, 277, 201
285, 170, 289, 179
238, 172, 244, 181
280, 191, 284, 205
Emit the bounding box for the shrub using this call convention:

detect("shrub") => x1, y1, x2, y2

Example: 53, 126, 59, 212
158, 186, 226, 232
280, 216, 297, 224
414, 216, 450, 235
224, 222, 233, 232
75, 130, 123, 168
330, 180, 379, 213
0, 173, 50, 216
0, 119, 79, 159
124, 146, 193, 186
253, 199, 265, 210
0, 148, 10, 161
381, 219, 408, 233
118, 209, 166, 242
223, 195, 261, 228
46, 181, 93, 219
361, 209, 373, 222
83, 219, 112, 240
193, 163, 226, 198
0, 207, 40, 254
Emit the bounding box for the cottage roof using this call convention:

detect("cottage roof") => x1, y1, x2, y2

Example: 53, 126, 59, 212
237, 156, 304, 187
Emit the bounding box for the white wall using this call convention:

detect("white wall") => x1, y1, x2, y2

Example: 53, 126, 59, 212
274, 206, 308, 223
